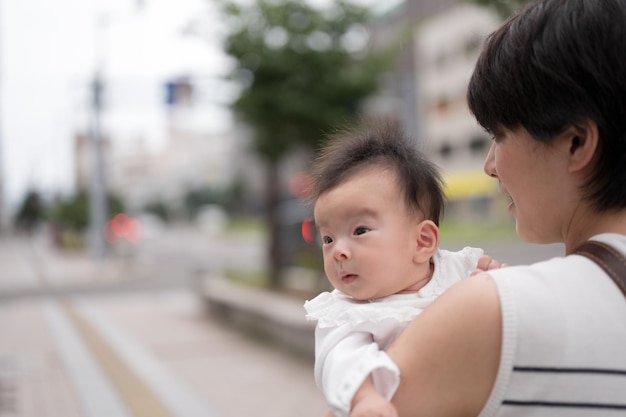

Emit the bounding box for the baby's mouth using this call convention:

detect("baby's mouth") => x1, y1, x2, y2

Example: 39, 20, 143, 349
341, 273, 358, 284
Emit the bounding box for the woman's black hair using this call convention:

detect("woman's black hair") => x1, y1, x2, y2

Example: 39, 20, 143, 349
467, 0, 626, 210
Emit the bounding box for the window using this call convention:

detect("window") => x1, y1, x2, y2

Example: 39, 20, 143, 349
439, 142, 453, 158
469, 136, 489, 154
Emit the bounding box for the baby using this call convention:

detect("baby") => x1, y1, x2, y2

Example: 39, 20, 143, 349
304, 120, 500, 417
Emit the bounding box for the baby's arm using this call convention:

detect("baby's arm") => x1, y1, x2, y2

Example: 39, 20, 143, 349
470, 254, 508, 276
315, 326, 400, 417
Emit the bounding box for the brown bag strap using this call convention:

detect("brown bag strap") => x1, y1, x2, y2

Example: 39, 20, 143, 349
574, 240, 626, 297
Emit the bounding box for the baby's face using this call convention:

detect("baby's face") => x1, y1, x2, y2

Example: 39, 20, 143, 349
314, 167, 424, 300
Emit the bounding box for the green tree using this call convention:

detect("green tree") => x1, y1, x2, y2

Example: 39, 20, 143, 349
14, 190, 45, 234
143, 200, 171, 223
215, 0, 392, 289
467, 0, 530, 18
47, 190, 125, 233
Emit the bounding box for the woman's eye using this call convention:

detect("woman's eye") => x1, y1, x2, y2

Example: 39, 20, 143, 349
354, 227, 369, 236
490, 128, 505, 143
322, 236, 333, 244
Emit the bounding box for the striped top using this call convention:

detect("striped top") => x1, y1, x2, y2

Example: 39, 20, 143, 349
479, 233, 626, 417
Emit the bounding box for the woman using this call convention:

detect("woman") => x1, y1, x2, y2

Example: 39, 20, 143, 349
386, 0, 626, 416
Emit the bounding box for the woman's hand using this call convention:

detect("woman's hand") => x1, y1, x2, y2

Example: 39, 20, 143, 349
349, 375, 398, 417
350, 395, 398, 417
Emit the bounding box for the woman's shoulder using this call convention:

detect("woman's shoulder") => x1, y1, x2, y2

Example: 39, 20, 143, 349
425, 246, 485, 295
388, 273, 501, 417
430, 272, 502, 325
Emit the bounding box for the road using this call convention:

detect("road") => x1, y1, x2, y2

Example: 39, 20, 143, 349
0, 233, 327, 417
0, 226, 567, 417
133, 225, 565, 287
135, 226, 266, 279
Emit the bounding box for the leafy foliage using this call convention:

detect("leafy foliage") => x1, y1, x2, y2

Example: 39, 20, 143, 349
143, 200, 171, 222
184, 181, 244, 218
218, 0, 392, 161
14, 190, 45, 233
214, 0, 393, 288
47, 190, 125, 232
466, 0, 531, 18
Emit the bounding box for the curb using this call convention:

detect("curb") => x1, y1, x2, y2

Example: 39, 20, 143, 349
201, 279, 316, 359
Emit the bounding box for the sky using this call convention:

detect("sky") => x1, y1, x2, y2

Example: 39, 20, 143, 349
0, 0, 396, 215
0, 0, 230, 212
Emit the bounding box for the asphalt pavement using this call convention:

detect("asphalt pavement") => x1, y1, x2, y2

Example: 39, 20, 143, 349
0, 232, 327, 417
0, 226, 566, 417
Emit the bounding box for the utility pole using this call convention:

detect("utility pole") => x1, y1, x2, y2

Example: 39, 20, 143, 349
0, 0, 5, 235
88, 14, 108, 261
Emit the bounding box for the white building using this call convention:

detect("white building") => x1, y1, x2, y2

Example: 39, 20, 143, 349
415, 4, 501, 202
73, 2, 503, 223
74, 76, 250, 218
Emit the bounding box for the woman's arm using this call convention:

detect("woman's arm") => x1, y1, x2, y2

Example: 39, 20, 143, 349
387, 273, 502, 417
350, 375, 398, 417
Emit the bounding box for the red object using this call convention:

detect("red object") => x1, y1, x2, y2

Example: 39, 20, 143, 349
288, 171, 313, 199
104, 213, 142, 244
301, 218, 316, 244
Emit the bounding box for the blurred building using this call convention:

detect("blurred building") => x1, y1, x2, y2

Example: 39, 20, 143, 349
110, 79, 238, 215
416, 4, 500, 202
366, 0, 461, 140
73, 1, 504, 224
368, 1, 503, 220
74, 75, 250, 218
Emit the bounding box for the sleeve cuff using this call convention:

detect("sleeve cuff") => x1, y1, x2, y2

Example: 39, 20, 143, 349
326, 347, 400, 417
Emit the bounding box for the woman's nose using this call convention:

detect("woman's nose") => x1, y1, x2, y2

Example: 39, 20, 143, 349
483, 142, 498, 178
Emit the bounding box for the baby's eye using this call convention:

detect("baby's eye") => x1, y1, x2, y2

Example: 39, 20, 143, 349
354, 227, 369, 236
322, 235, 333, 244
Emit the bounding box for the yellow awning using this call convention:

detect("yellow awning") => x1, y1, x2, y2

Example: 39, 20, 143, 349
443, 170, 497, 199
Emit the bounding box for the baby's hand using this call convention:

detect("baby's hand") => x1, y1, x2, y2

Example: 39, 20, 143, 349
350, 395, 398, 417
470, 254, 508, 276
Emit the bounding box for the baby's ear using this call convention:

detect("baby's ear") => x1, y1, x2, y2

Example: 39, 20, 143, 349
413, 220, 439, 264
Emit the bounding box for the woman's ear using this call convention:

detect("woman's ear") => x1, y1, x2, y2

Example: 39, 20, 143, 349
413, 220, 439, 264
565, 118, 599, 173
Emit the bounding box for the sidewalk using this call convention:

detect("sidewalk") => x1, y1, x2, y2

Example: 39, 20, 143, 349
2, 233, 156, 284
0, 234, 327, 417
0, 232, 317, 358
0, 233, 172, 305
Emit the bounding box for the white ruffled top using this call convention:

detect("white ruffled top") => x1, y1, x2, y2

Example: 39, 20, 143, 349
303, 246, 483, 417
304, 246, 484, 328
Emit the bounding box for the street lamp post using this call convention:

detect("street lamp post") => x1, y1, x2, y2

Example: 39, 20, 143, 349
88, 14, 109, 261
0, 0, 5, 235
89, 71, 107, 260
